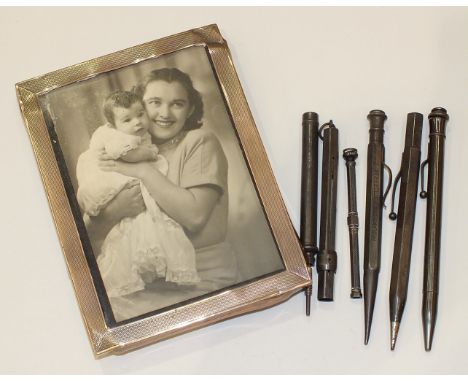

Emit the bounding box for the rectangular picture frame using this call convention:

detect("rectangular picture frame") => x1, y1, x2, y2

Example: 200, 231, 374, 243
16, 24, 310, 358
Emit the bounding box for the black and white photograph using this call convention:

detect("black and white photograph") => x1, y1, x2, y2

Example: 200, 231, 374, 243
39, 46, 285, 324
6, 7, 468, 371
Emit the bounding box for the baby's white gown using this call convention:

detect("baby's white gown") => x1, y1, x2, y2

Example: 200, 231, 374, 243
76, 125, 199, 298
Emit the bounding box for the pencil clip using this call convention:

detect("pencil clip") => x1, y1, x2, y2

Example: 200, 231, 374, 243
382, 163, 393, 209
318, 120, 335, 141
420, 159, 429, 199
389, 171, 401, 220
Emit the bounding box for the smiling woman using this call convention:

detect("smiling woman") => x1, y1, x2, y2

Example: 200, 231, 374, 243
140, 72, 200, 143
38, 45, 285, 324
90, 67, 240, 321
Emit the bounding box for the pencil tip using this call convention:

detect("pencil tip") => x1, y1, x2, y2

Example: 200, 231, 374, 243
364, 317, 373, 345
364, 321, 371, 345
363, 272, 378, 345
305, 285, 312, 316
423, 291, 437, 351
423, 321, 434, 351
390, 321, 400, 351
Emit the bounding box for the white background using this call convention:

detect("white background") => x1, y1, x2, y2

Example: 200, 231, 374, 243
1, 6, 468, 374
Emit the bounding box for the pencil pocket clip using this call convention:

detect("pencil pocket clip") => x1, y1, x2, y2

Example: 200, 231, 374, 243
318, 120, 336, 141
383, 163, 393, 213
419, 159, 429, 199
388, 168, 401, 221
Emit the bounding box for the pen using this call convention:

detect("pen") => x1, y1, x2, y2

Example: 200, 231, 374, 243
363, 110, 392, 344
420, 107, 449, 351
388, 112, 423, 350
300, 112, 319, 315
317, 121, 339, 301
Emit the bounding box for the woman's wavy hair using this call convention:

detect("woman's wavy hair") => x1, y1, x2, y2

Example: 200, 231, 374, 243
135, 68, 204, 131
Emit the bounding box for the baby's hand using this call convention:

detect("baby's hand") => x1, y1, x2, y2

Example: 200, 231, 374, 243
148, 144, 159, 160
119, 145, 159, 163
99, 149, 114, 161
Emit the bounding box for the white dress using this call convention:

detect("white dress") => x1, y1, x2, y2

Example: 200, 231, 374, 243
76, 125, 200, 298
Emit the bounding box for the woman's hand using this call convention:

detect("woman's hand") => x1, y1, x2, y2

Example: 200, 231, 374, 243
103, 180, 145, 222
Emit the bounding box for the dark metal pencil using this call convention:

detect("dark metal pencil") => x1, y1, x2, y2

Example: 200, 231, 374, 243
300, 112, 319, 315
363, 110, 392, 344
388, 113, 423, 350
420, 107, 449, 351
317, 121, 339, 301
343, 148, 362, 299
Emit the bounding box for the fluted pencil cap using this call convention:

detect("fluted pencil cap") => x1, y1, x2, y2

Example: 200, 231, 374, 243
303, 111, 319, 122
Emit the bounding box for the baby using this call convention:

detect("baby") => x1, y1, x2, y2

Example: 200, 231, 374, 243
76, 91, 199, 298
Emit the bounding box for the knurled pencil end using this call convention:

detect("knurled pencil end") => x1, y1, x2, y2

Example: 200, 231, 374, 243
390, 321, 400, 351
350, 288, 362, 299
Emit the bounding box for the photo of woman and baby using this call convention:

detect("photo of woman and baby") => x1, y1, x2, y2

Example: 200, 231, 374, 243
40, 46, 284, 324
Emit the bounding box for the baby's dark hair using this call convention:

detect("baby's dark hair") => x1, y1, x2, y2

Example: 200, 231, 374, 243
103, 91, 142, 126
